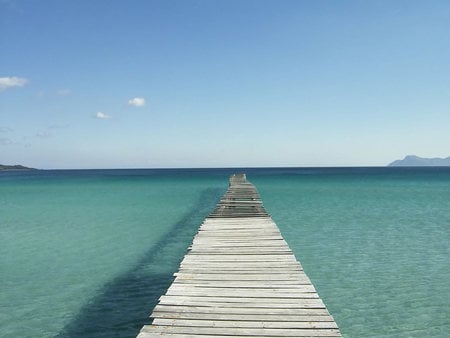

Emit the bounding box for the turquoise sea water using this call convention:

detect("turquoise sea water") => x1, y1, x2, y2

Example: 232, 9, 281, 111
1, 168, 450, 337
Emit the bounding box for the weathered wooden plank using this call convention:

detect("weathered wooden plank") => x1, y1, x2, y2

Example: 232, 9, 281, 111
188, 246, 292, 251
179, 263, 301, 269
194, 233, 283, 238
173, 273, 310, 282
172, 281, 312, 287
188, 251, 295, 256
191, 236, 286, 240
192, 235, 283, 239
166, 285, 317, 293
178, 266, 303, 271
137, 333, 341, 338
190, 243, 290, 247
151, 311, 336, 322
139, 325, 341, 337
158, 295, 327, 307
152, 318, 339, 329
178, 267, 304, 273
151, 305, 331, 316
177, 270, 304, 275
179, 265, 303, 270
165, 290, 319, 299
192, 239, 285, 243
138, 333, 341, 338
181, 255, 297, 261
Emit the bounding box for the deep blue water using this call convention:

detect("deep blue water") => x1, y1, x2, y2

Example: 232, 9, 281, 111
1, 167, 449, 337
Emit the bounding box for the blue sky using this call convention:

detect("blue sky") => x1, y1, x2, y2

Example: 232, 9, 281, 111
1, 0, 450, 169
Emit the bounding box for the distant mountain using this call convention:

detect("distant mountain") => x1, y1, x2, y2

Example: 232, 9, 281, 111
389, 155, 450, 167
0, 164, 36, 171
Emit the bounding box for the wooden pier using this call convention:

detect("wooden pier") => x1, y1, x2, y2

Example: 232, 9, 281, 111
137, 174, 341, 337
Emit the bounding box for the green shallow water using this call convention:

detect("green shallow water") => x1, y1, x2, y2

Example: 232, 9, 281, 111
1, 168, 450, 337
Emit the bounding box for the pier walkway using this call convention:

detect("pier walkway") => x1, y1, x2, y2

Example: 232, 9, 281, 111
137, 174, 341, 337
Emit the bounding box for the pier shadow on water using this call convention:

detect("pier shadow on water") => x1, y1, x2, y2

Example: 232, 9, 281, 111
57, 187, 224, 338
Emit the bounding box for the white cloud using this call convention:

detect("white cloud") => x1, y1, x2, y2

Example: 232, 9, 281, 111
95, 112, 111, 119
0, 76, 28, 91
128, 97, 145, 107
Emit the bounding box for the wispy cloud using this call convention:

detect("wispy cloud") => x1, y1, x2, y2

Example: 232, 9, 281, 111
128, 97, 145, 107
0, 76, 28, 91
0, 0, 22, 13
0, 127, 13, 133
0, 128, 14, 145
36, 131, 51, 138
33, 124, 70, 141
0, 137, 13, 145
95, 112, 111, 119
49, 124, 70, 129
57, 88, 71, 96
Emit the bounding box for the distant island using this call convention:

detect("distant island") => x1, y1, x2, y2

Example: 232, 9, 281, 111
0, 164, 36, 171
389, 155, 450, 167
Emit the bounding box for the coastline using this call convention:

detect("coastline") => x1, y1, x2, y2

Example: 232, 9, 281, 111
0, 164, 37, 171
